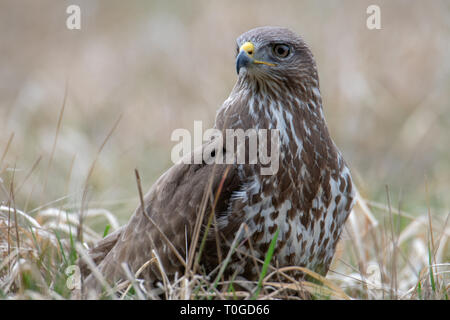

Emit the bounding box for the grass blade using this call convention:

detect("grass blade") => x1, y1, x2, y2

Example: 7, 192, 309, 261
252, 227, 279, 299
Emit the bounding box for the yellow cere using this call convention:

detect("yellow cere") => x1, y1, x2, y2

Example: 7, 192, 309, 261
239, 41, 276, 67
240, 42, 255, 56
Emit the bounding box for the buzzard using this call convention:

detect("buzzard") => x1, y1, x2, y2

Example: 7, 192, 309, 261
83, 26, 355, 295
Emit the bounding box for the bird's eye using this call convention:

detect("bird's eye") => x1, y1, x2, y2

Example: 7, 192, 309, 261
272, 44, 290, 58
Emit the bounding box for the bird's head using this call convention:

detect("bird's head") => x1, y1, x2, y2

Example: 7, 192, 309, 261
235, 26, 318, 87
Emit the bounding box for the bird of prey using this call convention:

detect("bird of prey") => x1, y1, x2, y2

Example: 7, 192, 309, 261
82, 26, 355, 296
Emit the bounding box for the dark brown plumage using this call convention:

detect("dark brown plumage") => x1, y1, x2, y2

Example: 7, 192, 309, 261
83, 26, 355, 295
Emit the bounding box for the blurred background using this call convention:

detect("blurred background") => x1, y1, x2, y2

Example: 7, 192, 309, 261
0, 0, 449, 226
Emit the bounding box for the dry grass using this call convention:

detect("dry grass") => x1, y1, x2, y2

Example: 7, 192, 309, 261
0, 0, 449, 300
0, 173, 448, 299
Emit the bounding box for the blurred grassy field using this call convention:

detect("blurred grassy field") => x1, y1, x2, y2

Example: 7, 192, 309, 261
0, 0, 448, 299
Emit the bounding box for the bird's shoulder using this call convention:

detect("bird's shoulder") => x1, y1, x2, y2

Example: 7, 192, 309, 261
121, 140, 245, 242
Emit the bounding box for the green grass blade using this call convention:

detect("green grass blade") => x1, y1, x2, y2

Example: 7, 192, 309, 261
428, 242, 436, 293
103, 224, 111, 238
417, 280, 422, 300
252, 227, 279, 299
54, 230, 68, 266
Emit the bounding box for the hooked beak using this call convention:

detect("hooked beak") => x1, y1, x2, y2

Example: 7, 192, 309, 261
236, 41, 276, 75
236, 50, 253, 74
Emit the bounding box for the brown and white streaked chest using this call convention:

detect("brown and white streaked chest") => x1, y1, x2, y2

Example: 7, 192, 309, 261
216, 86, 355, 274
